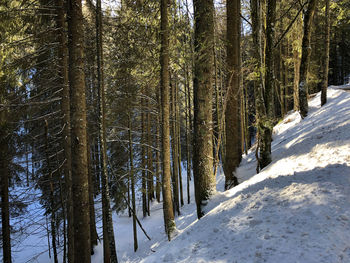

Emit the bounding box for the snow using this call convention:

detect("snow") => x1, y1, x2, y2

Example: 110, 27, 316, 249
7, 87, 350, 262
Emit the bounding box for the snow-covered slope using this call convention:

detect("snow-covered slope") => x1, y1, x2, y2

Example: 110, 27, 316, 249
116, 87, 350, 263
13, 87, 350, 263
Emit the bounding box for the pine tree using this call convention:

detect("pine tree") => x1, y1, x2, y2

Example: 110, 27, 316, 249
67, 0, 91, 261
193, 0, 215, 219
160, 0, 176, 240
224, 0, 241, 190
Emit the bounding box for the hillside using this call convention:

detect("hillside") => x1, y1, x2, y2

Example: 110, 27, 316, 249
95, 87, 350, 263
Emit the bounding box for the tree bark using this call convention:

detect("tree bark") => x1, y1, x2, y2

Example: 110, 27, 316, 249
224, 0, 241, 190
193, 0, 215, 219
298, 0, 317, 118
96, 0, 118, 261
321, 0, 330, 106
160, 0, 176, 240
67, 0, 91, 261
55, 1, 74, 261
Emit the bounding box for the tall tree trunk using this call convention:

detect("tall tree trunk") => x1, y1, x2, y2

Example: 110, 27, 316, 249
298, 0, 317, 118
55, 1, 74, 261
44, 120, 58, 263
0, 123, 11, 263
176, 83, 184, 206
146, 98, 154, 215
185, 66, 191, 204
193, 0, 215, 219
96, 0, 118, 262
128, 114, 138, 252
156, 90, 161, 203
87, 139, 98, 253
67, 0, 91, 261
321, 0, 330, 106
224, 0, 241, 190
259, 0, 276, 169
141, 99, 147, 218
171, 80, 180, 215
250, 0, 267, 172
160, 0, 176, 240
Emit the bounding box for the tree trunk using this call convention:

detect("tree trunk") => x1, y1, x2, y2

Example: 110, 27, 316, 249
55, 1, 74, 261
160, 0, 176, 240
67, 0, 91, 260
171, 80, 180, 215
193, 0, 215, 219
0, 122, 11, 263
224, 0, 241, 190
298, 0, 317, 118
96, 0, 118, 262
44, 120, 58, 263
321, 0, 330, 106
141, 99, 147, 218
87, 139, 98, 253
156, 90, 161, 203
128, 114, 138, 252
259, 0, 276, 169
250, 0, 267, 172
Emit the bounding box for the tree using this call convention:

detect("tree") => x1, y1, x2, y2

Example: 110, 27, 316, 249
160, 0, 176, 240
224, 0, 241, 190
321, 0, 330, 106
298, 0, 318, 118
96, 0, 118, 261
67, 0, 91, 261
193, 0, 215, 219
55, 0, 74, 261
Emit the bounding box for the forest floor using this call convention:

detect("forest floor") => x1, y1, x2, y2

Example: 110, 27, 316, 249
12, 85, 350, 263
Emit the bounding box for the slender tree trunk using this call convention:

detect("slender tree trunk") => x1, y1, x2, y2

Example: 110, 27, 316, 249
298, 0, 317, 118
321, 0, 330, 106
146, 98, 154, 215
55, 1, 74, 261
128, 114, 138, 252
176, 83, 184, 206
171, 80, 180, 215
141, 99, 147, 218
96, 0, 118, 262
224, 0, 241, 190
160, 0, 176, 240
44, 120, 58, 263
193, 0, 215, 219
185, 66, 191, 204
67, 0, 91, 260
0, 124, 11, 263
156, 90, 161, 202
87, 139, 98, 253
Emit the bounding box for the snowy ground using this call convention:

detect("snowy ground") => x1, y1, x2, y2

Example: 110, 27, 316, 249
8, 86, 350, 262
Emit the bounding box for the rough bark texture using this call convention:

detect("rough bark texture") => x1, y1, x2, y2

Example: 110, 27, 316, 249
96, 0, 118, 262
193, 0, 215, 219
160, 0, 176, 240
321, 0, 330, 106
224, 0, 241, 190
298, 0, 317, 118
67, 0, 91, 261
55, 0, 74, 261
